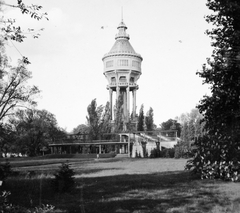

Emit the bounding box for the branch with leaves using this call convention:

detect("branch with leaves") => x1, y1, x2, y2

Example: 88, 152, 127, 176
0, 59, 40, 122
1, 0, 48, 43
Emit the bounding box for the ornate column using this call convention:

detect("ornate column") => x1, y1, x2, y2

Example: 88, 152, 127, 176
116, 86, 120, 101
126, 87, 130, 121
109, 88, 113, 120
123, 90, 126, 118
132, 89, 136, 117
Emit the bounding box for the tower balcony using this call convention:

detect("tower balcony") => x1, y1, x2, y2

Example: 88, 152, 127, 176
107, 82, 138, 90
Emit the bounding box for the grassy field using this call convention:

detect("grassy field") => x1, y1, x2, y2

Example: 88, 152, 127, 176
1, 157, 240, 213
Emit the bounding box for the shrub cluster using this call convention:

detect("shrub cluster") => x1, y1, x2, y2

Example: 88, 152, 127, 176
149, 148, 176, 158
52, 162, 75, 192
185, 136, 240, 181
0, 191, 56, 213
0, 160, 12, 181
174, 144, 194, 159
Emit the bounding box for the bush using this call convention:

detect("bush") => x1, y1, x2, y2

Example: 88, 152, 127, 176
185, 135, 240, 181
0, 160, 12, 181
0, 191, 57, 213
174, 144, 194, 159
150, 148, 160, 158
52, 162, 75, 192
160, 148, 175, 158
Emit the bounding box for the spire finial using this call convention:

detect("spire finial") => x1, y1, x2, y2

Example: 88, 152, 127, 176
121, 7, 123, 21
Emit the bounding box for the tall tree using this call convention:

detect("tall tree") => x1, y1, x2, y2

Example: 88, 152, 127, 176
187, 0, 240, 181
0, 123, 16, 157
86, 99, 111, 139
187, 119, 195, 142
0, 1, 47, 123
114, 94, 124, 133
86, 99, 103, 140
180, 121, 189, 143
0, 59, 40, 122
137, 104, 144, 131
145, 107, 154, 132
12, 108, 64, 156
99, 101, 112, 136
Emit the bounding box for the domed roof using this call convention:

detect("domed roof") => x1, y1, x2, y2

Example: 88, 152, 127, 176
102, 20, 142, 60
109, 39, 136, 54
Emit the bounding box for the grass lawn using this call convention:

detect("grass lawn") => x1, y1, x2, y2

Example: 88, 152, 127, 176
1, 157, 240, 213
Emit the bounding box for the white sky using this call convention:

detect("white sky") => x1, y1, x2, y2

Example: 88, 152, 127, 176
3, 0, 213, 132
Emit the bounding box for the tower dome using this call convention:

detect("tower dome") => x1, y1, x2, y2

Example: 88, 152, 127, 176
102, 20, 143, 124
102, 20, 142, 62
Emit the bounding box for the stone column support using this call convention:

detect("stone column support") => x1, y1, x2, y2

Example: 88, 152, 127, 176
109, 88, 113, 120
116, 86, 120, 101
132, 89, 137, 117
126, 87, 130, 121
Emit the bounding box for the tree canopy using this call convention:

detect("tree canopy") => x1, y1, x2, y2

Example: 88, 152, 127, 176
86, 99, 111, 139
145, 107, 154, 131
137, 104, 144, 131
186, 0, 240, 181
161, 119, 181, 137
0, 1, 47, 123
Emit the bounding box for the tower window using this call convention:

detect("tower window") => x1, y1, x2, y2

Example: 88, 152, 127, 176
119, 76, 126, 82
106, 60, 113, 67
132, 60, 140, 68
130, 77, 134, 82
117, 59, 128, 66
111, 77, 116, 83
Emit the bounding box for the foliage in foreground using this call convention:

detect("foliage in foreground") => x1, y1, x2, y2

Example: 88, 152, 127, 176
0, 190, 56, 213
0, 160, 12, 181
52, 162, 75, 193
186, 136, 240, 181
187, 1, 240, 181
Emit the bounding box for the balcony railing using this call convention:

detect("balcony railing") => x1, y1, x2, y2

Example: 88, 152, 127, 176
109, 82, 137, 87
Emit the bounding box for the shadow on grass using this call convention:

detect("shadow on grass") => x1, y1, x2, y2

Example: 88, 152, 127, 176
3, 170, 233, 213
77, 171, 231, 213
77, 167, 121, 175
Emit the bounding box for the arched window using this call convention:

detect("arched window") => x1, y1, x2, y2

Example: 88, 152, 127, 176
119, 76, 126, 82
130, 77, 134, 82
111, 77, 116, 83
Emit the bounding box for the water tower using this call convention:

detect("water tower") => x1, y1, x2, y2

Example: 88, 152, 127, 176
102, 19, 143, 124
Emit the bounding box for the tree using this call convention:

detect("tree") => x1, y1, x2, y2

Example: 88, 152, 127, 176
12, 108, 63, 156
0, 59, 40, 122
100, 101, 112, 135
186, 0, 240, 181
86, 99, 103, 140
0, 123, 16, 157
180, 121, 189, 143
0, 1, 47, 122
187, 119, 195, 142
137, 104, 144, 131
1, 1, 48, 44
72, 124, 89, 134
86, 99, 111, 139
145, 107, 154, 131
161, 119, 181, 137
114, 94, 124, 133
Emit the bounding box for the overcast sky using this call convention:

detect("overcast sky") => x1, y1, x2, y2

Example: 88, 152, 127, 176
3, 0, 213, 132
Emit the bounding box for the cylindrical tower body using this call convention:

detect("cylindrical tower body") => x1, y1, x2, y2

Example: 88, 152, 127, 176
102, 20, 143, 122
